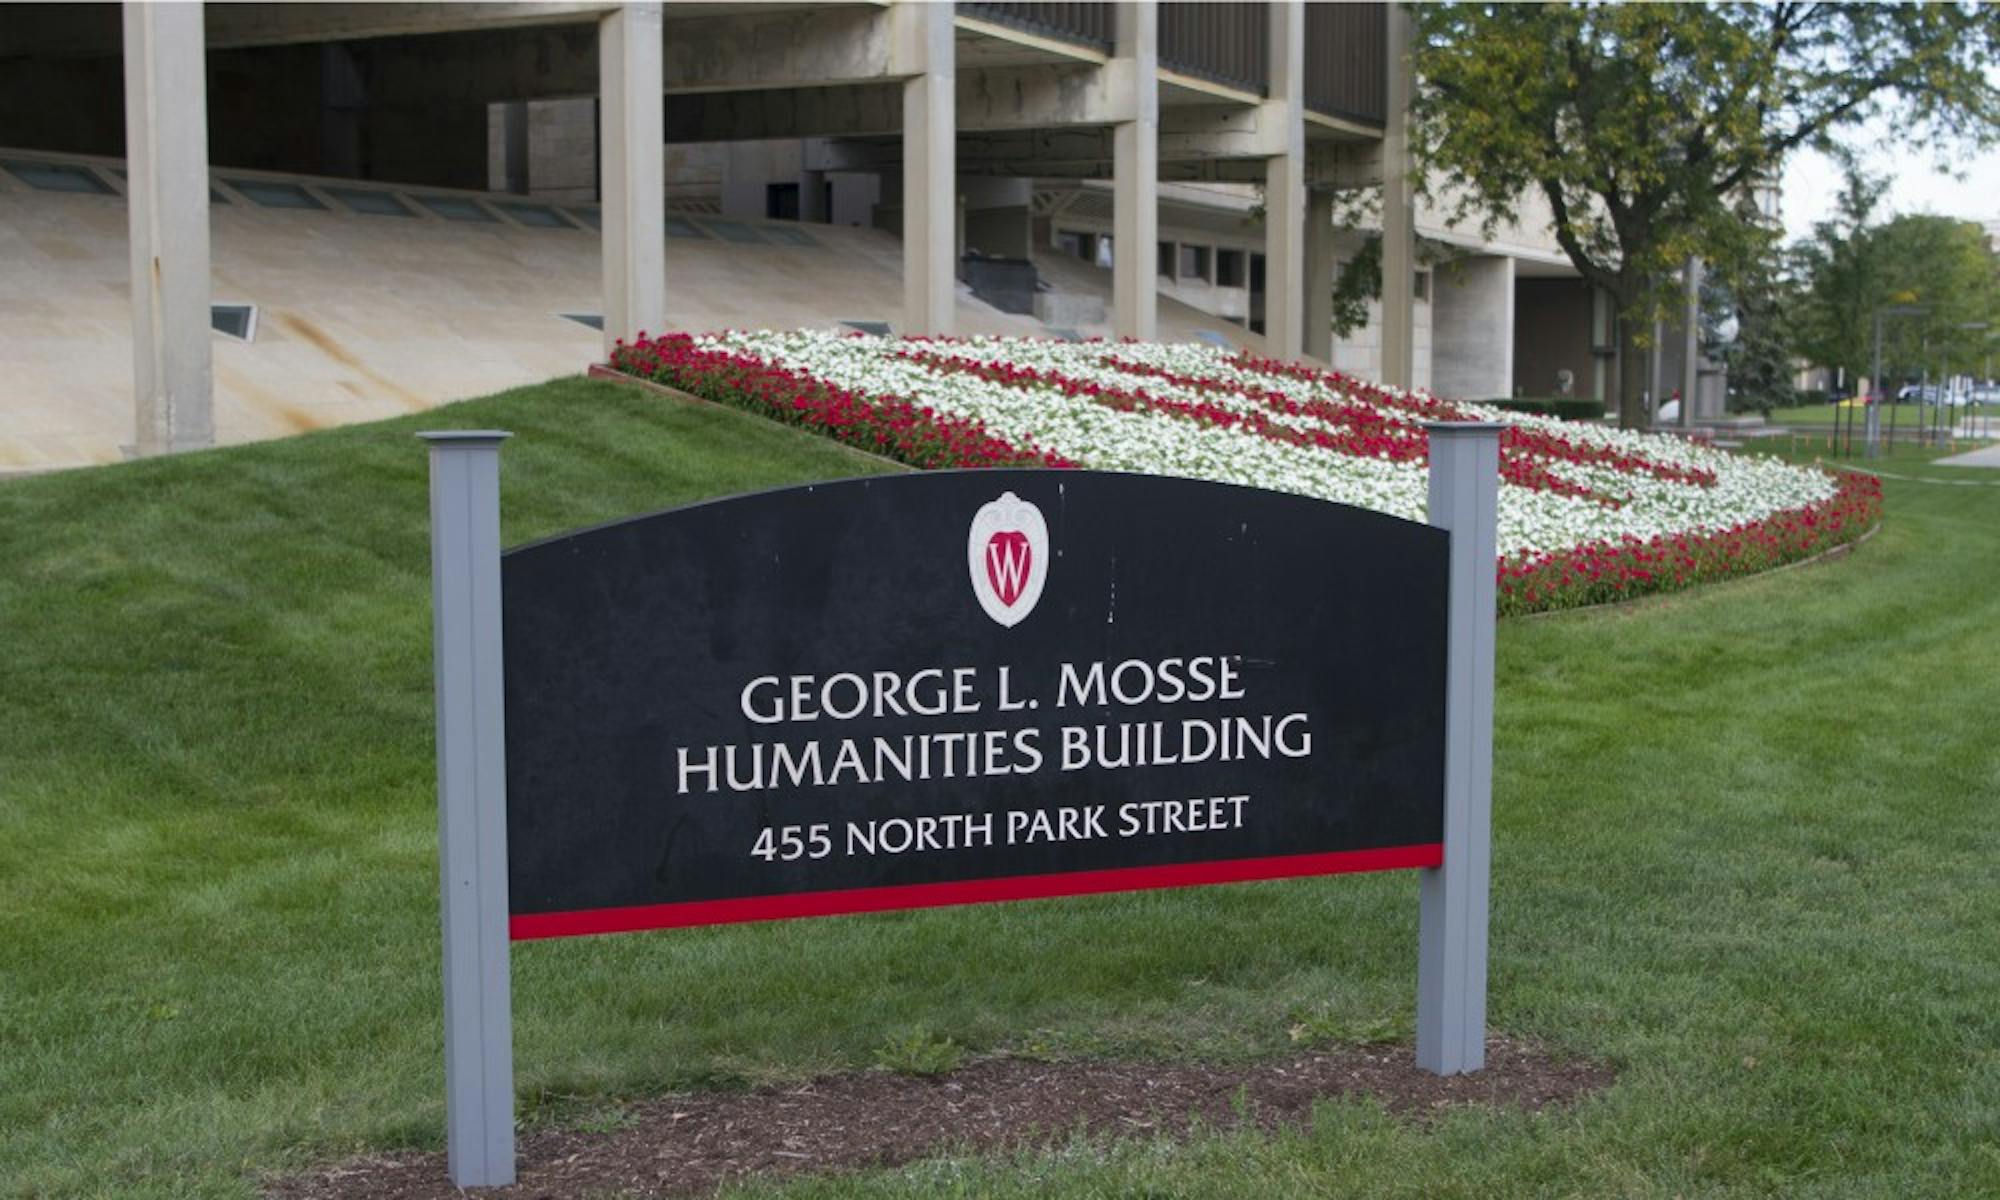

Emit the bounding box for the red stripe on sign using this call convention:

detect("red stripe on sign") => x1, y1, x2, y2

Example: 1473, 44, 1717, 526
509, 843, 1443, 941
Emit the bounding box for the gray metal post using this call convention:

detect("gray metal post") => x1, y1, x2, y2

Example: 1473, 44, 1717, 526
1418, 422, 1502, 1076
1679, 257, 1699, 431
422, 431, 515, 1187
1935, 355, 1945, 443
1872, 311, 1884, 413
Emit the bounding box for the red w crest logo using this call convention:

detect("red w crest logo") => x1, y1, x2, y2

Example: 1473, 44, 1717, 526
969, 490, 1047, 627
985, 531, 1032, 608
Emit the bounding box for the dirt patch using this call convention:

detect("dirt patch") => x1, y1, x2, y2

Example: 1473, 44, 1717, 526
266, 1036, 1609, 1199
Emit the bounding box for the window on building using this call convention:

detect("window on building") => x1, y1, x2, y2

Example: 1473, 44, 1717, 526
3, 159, 115, 195
1215, 249, 1246, 288
1250, 253, 1266, 294
1057, 231, 1102, 262
1180, 244, 1211, 282
1158, 241, 1176, 278
496, 201, 572, 229
1590, 287, 1615, 351
701, 219, 765, 245
226, 179, 325, 210
415, 195, 498, 223
766, 182, 800, 221
325, 187, 416, 217
765, 225, 818, 248
1095, 235, 1114, 268
1414, 269, 1431, 302
209, 304, 256, 341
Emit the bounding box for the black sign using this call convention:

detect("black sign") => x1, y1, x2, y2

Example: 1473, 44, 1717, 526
503, 470, 1448, 939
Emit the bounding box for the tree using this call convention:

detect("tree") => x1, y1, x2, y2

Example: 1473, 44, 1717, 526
1707, 259, 1799, 413
1791, 192, 2000, 392
1411, 3, 2000, 427
1785, 169, 1891, 388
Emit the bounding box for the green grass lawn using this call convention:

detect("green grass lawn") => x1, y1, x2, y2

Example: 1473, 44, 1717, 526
1740, 435, 2000, 480
1764, 400, 2000, 431
4, 378, 1998, 1198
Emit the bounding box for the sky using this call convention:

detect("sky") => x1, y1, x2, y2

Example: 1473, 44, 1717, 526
1776, 86, 2000, 245
1781, 143, 2000, 245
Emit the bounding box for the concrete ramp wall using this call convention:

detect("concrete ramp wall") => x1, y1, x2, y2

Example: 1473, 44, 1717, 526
0, 151, 1088, 471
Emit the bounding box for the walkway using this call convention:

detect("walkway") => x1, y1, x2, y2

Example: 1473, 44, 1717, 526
1934, 444, 2000, 468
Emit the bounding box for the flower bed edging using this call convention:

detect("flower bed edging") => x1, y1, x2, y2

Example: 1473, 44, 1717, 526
1514, 521, 1882, 620
604, 335, 1070, 471
585, 363, 916, 472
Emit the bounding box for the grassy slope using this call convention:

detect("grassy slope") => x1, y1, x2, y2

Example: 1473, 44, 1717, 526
2, 379, 1996, 1198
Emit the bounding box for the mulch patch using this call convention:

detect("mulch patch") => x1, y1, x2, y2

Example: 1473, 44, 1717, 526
267, 1036, 1609, 1199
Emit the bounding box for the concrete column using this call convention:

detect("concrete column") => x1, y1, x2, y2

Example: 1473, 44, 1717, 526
1431, 255, 1515, 401
1262, 0, 1306, 359
123, 1, 213, 457
599, 3, 666, 357
1112, 1, 1158, 340
321, 43, 367, 180
901, 0, 955, 335
800, 167, 829, 223
1380, 2, 1416, 390
1648, 319, 1664, 423
1679, 256, 1700, 428
488, 100, 529, 194
1304, 187, 1335, 361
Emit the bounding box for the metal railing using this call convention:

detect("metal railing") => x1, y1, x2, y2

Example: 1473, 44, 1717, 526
1303, 2, 1386, 125
957, 3, 1115, 51
1159, 2, 1270, 95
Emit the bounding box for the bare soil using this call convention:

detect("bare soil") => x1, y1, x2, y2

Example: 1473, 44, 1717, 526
267, 1036, 1610, 1199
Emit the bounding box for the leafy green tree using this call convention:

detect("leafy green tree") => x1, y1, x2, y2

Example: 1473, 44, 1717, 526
1792, 196, 2000, 393
1411, 3, 2000, 426
1786, 170, 1890, 388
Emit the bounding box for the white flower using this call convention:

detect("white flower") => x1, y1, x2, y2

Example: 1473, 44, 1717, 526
693, 331, 1836, 560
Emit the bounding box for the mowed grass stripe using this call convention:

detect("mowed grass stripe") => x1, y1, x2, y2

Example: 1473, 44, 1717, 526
1, 382, 1996, 1197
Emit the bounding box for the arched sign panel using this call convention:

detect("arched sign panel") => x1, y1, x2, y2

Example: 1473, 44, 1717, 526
502, 470, 1449, 939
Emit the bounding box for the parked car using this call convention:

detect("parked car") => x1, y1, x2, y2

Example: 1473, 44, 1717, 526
1895, 385, 1976, 406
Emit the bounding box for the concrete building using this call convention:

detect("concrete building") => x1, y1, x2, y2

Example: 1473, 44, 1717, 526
1, 1, 1620, 471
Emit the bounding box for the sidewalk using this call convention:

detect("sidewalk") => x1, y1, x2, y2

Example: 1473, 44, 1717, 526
1934, 443, 2000, 468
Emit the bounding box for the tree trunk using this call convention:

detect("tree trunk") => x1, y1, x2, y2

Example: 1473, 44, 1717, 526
1617, 311, 1650, 430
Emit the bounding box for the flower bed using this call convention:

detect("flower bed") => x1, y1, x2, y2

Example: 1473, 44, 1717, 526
609, 330, 1879, 614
